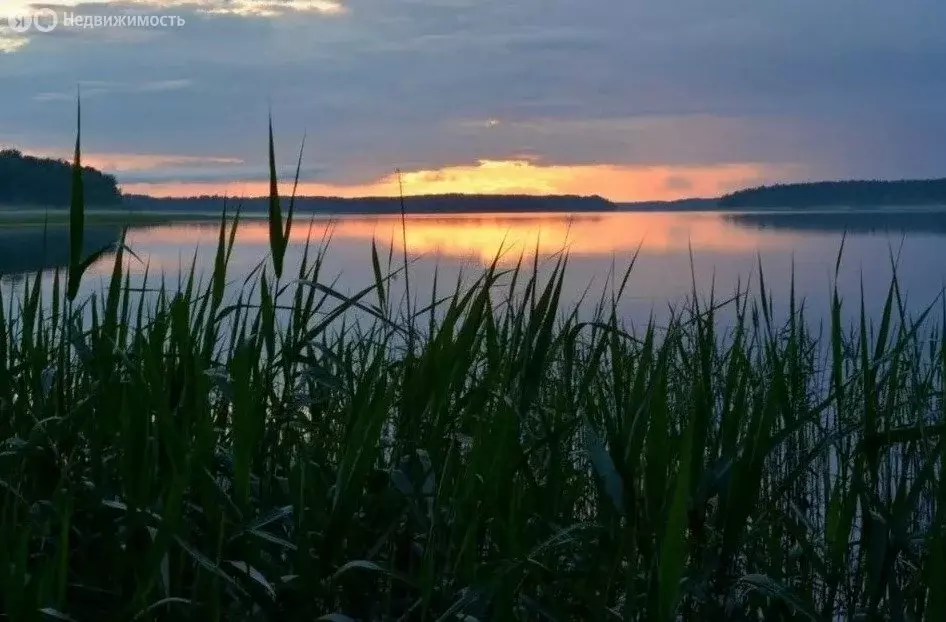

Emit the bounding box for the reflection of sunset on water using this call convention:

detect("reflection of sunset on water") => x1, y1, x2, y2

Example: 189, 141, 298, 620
133, 212, 794, 263
15, 211, 945, 341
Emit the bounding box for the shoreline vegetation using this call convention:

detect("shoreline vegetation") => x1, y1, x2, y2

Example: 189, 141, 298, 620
1, 117, 945, 620
719, 178, 946, 209
3, 147, 946, 214
0, 149, 121, 207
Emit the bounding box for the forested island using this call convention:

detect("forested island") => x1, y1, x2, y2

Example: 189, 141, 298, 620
0, 149, 122, 206
718, 178, 946, 209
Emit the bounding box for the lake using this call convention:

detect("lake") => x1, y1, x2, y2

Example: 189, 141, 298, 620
2, 209, 946, 329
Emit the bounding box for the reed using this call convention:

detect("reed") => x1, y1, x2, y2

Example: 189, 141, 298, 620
0, 112, 943, 621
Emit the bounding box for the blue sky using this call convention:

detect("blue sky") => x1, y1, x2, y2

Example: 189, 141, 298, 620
2, 0, 946, 200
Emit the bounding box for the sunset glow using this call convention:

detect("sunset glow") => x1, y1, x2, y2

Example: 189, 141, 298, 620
121, 159, 791, 203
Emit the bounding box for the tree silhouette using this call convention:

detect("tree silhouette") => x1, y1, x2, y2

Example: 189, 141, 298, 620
719, 178, 946, 209
0, 149, 121, 207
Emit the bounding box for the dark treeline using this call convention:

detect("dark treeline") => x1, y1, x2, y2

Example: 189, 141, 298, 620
617, 197, 719, 211
9, 144, 946, 214
0, 149, 122, 207
719, 178, 946, 208
123, 193, 617, 214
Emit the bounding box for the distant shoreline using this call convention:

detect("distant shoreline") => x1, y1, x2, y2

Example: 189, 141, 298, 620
6, 146, 946, 214
5, 201, 946, 227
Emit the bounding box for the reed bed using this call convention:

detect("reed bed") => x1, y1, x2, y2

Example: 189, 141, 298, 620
0, 114, 944, 621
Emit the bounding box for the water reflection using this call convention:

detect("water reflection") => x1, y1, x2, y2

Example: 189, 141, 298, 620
211, 211, 797, 261
726, 209, 946, 234
1, 211, 944, 328
0, 225, 122, 278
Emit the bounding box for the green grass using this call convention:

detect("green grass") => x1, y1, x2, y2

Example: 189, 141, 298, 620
0, 112, 944, 621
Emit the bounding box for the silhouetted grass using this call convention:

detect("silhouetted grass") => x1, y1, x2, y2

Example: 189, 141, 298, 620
0, 111, 944, 621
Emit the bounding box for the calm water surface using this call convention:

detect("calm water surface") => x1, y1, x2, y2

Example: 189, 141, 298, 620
3, 209, 946, 327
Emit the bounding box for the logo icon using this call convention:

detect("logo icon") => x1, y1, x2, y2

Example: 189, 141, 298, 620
6, 13, 33, 33
33, 8, 58, 33
5, 9, 58, 33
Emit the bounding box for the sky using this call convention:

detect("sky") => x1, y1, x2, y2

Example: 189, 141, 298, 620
2, 0, 946, 202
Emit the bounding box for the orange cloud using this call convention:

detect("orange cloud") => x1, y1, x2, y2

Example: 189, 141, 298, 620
82, 153, 243, 172
24, 149, 243, 173
122, 159, 793, 203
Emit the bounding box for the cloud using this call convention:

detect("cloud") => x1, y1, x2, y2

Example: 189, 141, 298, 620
0, 35, 29, 53
196, 1, 346, 17
5, 1, 346, 17
116, 162, 328, 183
18, 147, 238, 167
2, 0, 946, 200
2, 1, 346, 51
32, 78, 192, 101
10, 148, 326, 184
137, 78, 192, 91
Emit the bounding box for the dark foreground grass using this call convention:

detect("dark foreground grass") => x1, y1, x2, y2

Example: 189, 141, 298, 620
1, 115, 945, 621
